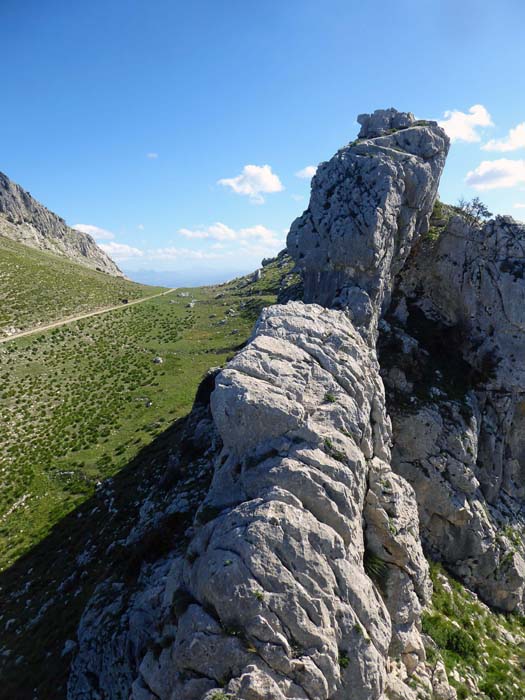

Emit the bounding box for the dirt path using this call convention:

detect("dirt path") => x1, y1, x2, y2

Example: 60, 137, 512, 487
0, 288, 177, 344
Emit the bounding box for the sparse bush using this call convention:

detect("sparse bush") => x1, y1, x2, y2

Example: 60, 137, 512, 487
422, 612, 476, 658
338, 652, 350, 668
456, 196, 492, 225
363, 549, 389, 587
209, 691, 231, 700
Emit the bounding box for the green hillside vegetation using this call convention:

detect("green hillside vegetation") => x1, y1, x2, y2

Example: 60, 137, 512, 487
0, 234, 165, 337
0, 254, 295, 570
422, 563, 525, 699
2, 250, 525, 700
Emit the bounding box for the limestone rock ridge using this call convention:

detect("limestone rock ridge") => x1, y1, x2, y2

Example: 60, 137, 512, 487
67, 110, 469, 700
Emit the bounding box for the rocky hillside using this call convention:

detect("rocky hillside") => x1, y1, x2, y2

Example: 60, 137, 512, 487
6, 109, 525, 700
380, 207, 525, 615
0, 171, 122, 275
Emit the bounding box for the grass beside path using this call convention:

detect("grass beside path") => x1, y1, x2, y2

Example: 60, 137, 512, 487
0, 233, 165, 338
0, 255, 294, 570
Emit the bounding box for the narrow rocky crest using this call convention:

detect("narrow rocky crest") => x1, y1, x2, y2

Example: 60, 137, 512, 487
68, 110, 458, 700
0, 171, 122, 276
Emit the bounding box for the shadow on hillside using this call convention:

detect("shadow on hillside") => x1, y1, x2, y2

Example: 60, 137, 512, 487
0, 414, 194, 700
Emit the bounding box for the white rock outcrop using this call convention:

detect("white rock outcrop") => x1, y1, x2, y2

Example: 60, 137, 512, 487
68, 110, 455, 700
381, 212, 525, 611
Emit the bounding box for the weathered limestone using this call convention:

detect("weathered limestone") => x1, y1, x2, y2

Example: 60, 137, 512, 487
381, 213, 525, 611
357, 109, 416, 139
287, 111, 449, 337
68, 302, 449, 699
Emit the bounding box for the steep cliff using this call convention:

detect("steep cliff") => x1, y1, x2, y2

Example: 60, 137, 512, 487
380, 209, 525, 612
287, 108, 448, 337
0, 171, 122, 276
67, 110, 462, 700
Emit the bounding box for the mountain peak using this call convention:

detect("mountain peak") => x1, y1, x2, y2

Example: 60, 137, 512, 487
0, 171, 123, 276
357, 107, 417, 138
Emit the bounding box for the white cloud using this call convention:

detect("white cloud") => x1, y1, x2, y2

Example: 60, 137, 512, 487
137, 223, 145, 230
514, 203, 525, 209
218, 164, 283, 204
178, 222, 235, 240
99, 242, 144, 259
73, 223, 115, 241
96, 221, 285, 269
466, 159, 525, 190
149, 247, 226, 261
482, 122, 525, 152
439, 104, 493, 143
146, 152, 159, 159
177, 222, 282, 246
295, 165, 317, 179
291, 194, 304, 201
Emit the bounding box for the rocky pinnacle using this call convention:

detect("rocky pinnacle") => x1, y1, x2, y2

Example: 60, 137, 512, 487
287, 109, 449, 339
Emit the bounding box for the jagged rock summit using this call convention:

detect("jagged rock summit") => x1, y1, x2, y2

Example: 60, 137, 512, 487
357, 108, 416, 139
287, 110, 448, 337
0, 171, 123, 276
64, 107, 525, 699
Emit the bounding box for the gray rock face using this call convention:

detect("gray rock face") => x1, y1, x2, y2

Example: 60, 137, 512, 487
0, 171, 123, 276
357, 109, 416, 139
68, 110, 457, 700
380, 213, 525, 611
286, 115, 449, 337
69, 305, 436, 700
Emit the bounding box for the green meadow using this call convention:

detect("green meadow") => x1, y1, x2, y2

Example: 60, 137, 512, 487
0, 255, 293, 570
0, 233, 164, 337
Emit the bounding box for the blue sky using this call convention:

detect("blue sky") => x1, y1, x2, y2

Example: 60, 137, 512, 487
2, 0, 525, 284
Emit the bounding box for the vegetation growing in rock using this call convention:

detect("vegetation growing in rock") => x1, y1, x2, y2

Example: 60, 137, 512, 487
456, 196, 493, 225
363, 549, 389, 587
423, 563, 525, 700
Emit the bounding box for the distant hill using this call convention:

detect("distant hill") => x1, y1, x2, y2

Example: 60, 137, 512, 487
0, 170, 122, 275
0, 234, 165, 338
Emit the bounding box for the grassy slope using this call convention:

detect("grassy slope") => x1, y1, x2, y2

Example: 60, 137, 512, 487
0, 255, 293, 699
0, 256, 292, 570
0, 234, 165, 336
422, 563, 525, 700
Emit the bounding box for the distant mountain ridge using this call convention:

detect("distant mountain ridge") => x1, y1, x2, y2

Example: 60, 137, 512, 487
0, 171, 122, 276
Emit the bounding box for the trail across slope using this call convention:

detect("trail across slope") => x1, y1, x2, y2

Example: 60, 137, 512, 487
0, 288, 176, 344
